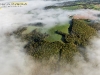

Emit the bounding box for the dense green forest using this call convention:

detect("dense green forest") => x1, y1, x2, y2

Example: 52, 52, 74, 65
13, 19, 97, 64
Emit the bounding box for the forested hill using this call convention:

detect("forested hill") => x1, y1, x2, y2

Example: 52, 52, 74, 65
13, 19, 96, 63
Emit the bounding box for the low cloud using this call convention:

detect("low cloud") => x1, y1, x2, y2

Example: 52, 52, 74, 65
0, 0, 100, 75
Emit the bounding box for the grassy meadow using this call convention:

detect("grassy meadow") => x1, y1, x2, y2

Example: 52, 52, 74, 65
45, 23, 70, 42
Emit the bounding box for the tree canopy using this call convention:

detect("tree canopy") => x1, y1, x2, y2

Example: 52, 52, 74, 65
13, 19, 96, 63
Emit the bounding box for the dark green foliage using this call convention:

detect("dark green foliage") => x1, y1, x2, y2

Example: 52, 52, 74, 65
22, 29, 78, 62
65, 34, 75, 43
71, 19, 96, 46
13, 19, 96, 63
22, 29, 49, 42
61, 43, 77, 62
55, 19, 96, 46
89, 22, 100, 31
30, 41, 62, 60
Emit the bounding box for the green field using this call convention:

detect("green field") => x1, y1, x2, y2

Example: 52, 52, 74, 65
22, 26, 41, 34
62, 5, 83, 10
45, 23, 70, 42
61, 3, 100, 10
22, 24, 70, 42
